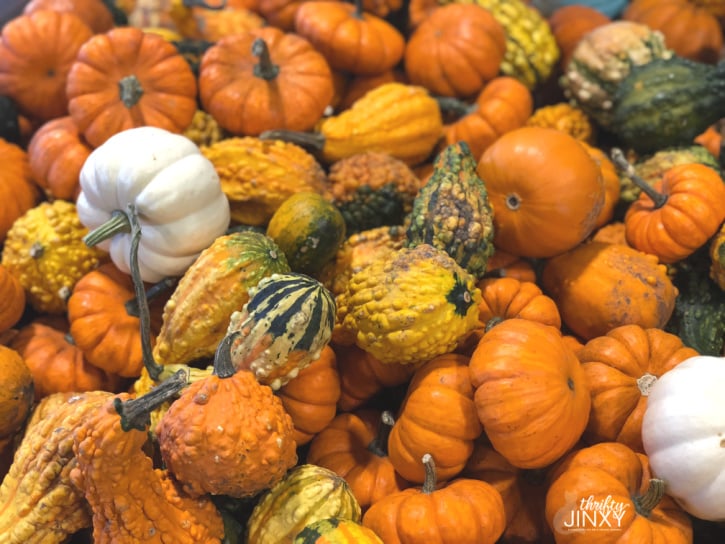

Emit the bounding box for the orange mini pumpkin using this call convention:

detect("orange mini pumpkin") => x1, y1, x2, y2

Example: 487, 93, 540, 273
199, 26, 334, 136
23, 0, 116, 34
0, 139, 40, 243
0, 264, 25, 334
403, 3, 506, 98
547, 4, 611, 69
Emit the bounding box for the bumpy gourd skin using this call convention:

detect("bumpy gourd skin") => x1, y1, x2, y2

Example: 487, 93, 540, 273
336, 244, 482, 364
1, 200, 105, 314
70, 394, 225, 544
0, 391, 112, 544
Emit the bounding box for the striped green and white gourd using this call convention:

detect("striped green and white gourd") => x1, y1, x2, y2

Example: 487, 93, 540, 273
227, 272, 336, 389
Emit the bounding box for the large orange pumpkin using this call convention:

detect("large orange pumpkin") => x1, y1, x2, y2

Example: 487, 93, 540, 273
476, 126, 604, 258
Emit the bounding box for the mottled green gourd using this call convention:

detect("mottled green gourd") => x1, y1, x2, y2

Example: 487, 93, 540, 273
406, 141, 494, 279
612, 57, 725, 154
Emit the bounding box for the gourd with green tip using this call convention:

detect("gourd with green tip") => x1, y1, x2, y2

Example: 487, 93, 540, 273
336, 244, 482, 365
611, 56, 725, 154
294, 517, 383, 544
266, 192, 346, 275
227, 272, 336, 389
406, 141, 494, 279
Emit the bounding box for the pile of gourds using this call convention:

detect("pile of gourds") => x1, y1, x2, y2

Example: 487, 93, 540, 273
1, 0, 725, 542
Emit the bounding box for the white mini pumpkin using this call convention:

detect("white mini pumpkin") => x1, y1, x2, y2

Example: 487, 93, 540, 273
641, 355, 725, 521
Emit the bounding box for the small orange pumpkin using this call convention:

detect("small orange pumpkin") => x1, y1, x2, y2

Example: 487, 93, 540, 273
547, 4, 611, 69
580, 142, 620, 229
23, 0, 115, 34
0, 264, 25, 334
475, 277, 561, 330
0, 139, 40, 243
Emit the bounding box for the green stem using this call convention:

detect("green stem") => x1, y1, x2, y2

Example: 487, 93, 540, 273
183, 0, 226, 8
118, 75, 144, 108
610, 148, 668, 209
113, 368, 189, 431
436, 96, 476, 118
213, 330, 242, 379
259, 129, 325, 151
352, 0, 364, 18
485, 316, 504, 332
83, 209, 131, 247
367, 411, 395, 457
126, 204, 163, 381
124, 276, 177, 318
633, 478, 666, 517
252, 38, 280, 80
421, 453, 438, 494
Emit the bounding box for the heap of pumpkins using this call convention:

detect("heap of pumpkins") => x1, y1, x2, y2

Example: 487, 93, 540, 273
1, 0, 725, 542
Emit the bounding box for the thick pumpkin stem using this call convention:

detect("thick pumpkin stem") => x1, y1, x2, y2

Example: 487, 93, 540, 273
252, 38, 280, 80
352, 0, 365, 18
124, 276, 178, 317
259, 129, 326, 151
118, 75, 144, 108
83, 209, 131, 247
114, 368, 189, 431
633, 478, 666, 517
610, 148, 668, 209
436, 96, 476, 118
367, 411, 395, 457
213, 330, 242, 379
421, 453, 438, 494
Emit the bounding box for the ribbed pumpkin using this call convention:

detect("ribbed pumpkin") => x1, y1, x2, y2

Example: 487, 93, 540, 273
0, 264, 25, 334
0, 139, 40, 244
475, 277, 562, 331
406, 141, 495, 279
246, 464, 362, 544
226, 273, 336, 390
152, 230, 291, 368
580, 141, 620, 229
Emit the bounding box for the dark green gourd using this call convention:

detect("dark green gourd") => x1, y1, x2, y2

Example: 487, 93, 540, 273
406, 141, 494, 279
611, 57, 725, 154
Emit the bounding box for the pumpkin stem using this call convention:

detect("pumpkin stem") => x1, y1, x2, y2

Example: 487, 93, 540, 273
124, 276, 178, 318
610, 148, 668, 209
367, 410, 395, 457
484, 316, 504, 332
213, 330, 242, 379
114, 368, 189, 431
421, 453, 438, 494
435, 96, 476, 118
118, 75, 144, 108
259, 129, 326, 152
183, 0, 226, 9
83, 209, 131, 247
126, 204, 164, 381
633, 478, 666, 517
352, 0, 365, 18
252, 38, 280, 80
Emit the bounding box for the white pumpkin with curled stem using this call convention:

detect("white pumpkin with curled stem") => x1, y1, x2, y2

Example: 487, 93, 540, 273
641, 355, 725, 521
77, 126, 231, 283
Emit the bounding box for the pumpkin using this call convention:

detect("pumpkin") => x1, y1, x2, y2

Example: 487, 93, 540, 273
199, 26, 334, 136
0, 391, 113, 544
225, 272, 336, 390
154, 339, 298, 498
262, 82, 443, 167
403, 3, 506, 98
476, 126, 604, 258
335, 244, 481, 365
246, 463, 362, 544
0, 127, 40, 245
336, 69, 407, 112
9, 319, 121, 399
623, 0, 723, 64
152, 230, 290, 370
482, 254, 537, 284
475, 277, 561, 331
525, 102, 594, 143
613, 150, 725, 264
295, 517, 383, 544
201, 136, 331, 226
0, 345, 33, 443
256, 0, 306, 31
541, 241, 678, 340
545, 442, 693, 542
277, 345, 341, 446
0, 10, 93, 122
711, 221, 725, 290
578, 325, 698, 453
642, 355, 725, 520
470, 319, 590, 469
66, 26, 198, 148
76, 126, 230, 283
0, 264, 25, 334
26, 116, 91, 202
180, 5, 265, 41
294, 0, 405, 76
440, 76, 533, 162
267, 192, 346, 275
307, 409, 410, 511
388, 353, 482, 483
67, 262, 167, 378
23, 0, 115, 33
547, 4, 611, 69
334, 343, 416, 412
1, 199, 106, 314
362, 453, 506, 544
73, 388, 226, 544
580, 142, 620, 229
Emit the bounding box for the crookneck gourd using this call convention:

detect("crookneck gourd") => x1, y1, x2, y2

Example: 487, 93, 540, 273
335, 243, 482, 365
406, 141, 495, 279
0, 391, 113, 544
